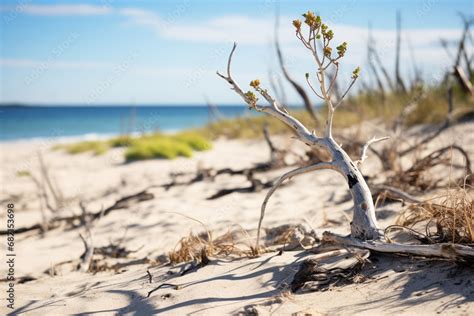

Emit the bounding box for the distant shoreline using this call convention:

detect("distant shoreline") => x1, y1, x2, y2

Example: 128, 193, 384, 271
0, 105, 252, 142
0, 103, 308, 107
0, 103, 310, 108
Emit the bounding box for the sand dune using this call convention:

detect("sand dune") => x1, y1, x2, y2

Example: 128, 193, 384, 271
1, 122, 473, 315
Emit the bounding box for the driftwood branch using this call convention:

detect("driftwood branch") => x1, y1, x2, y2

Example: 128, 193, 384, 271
0, 189, 154, 236
323, 232, 474, 263
256, 162, 336, 248
206, 170, 275, 200
372, 185, 422, 205
79, 231, 94, 272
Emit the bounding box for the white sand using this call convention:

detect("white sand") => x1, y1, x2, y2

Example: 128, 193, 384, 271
1, 122, 473, 315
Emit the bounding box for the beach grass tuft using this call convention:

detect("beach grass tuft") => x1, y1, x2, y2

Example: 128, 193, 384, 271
124, 137, 194, 161
396, 182, 473, 244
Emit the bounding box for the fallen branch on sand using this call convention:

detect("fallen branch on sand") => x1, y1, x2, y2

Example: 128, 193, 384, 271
322, 231, 474, 262
291, 248, 370, 292
0, 189, 154, 236
206, 170, 277, 200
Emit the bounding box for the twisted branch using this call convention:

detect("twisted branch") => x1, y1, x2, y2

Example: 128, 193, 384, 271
358, 136, 390, 166
256, 162, 336, 249
217, 43, 324, 147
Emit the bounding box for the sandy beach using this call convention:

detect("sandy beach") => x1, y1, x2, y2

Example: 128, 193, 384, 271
1, 121, 473, 315
2, 1, 474, 315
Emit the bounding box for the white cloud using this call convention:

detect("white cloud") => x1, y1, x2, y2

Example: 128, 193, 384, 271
0, 58, 189, 77
2, 4, 461, 49
4, 4, 113, 16
116, 8, 462, 47
119, 7, 161, 24
0, 58, 113, 69
119, 12, 294, 45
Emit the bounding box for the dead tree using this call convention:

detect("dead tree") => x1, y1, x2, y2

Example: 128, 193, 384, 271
217, 11, 474, 261
367, 47, 386, 96
372, 45, 395, 92
367, 23, 386, 96
452, 15, 473, 95
365, 23, 395, 92
395, 11, 407, 93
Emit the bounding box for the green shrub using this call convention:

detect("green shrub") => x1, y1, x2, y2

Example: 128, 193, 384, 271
108, 135, 134, 147
125, 138, 193, 161
16, 170, 31, 177
55, 131, 212, 161
173, 132, 212, 151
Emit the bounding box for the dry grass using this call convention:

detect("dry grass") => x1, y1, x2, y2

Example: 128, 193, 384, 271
166, 213, 257, 264
167, 220, 318, 264
168, 226, 256, 265
347, 85, 472, 127
396, 182, 474, 244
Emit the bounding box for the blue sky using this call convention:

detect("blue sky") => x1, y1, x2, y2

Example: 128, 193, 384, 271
0, 0, 472, 105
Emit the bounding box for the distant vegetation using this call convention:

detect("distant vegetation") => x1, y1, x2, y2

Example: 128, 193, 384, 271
54, 140, 109, 155
54, 131, 212, 162
195, 84, 472, 140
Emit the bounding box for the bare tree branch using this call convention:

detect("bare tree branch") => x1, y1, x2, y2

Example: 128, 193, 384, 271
256, 162, 336, 249
357, 136, 390, 166
217, 43, 324, 147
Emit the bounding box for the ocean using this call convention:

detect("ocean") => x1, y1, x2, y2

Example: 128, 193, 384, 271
0, 105, 255, 142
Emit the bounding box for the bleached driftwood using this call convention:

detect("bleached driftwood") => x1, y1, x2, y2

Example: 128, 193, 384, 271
217, 11, 474, 261
323, 232, 474, 262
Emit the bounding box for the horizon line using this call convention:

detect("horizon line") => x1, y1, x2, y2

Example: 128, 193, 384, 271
0, 102, 311, 107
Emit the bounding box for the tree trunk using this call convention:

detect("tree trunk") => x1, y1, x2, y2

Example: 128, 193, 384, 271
325, 138, 380, 239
